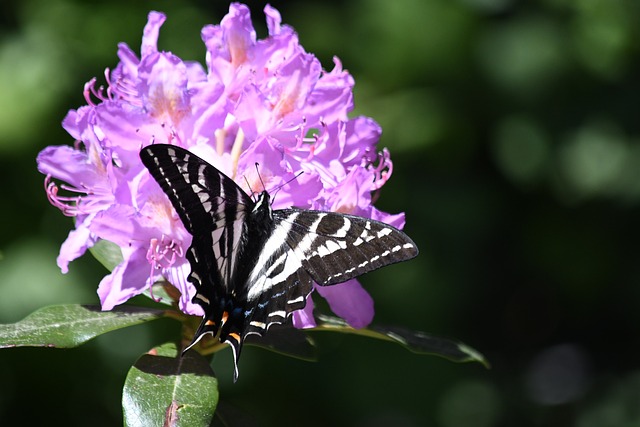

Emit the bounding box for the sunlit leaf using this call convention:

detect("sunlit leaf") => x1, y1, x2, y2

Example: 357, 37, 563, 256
313, 314, 489, 367
0, 304, 163, 348
123, 343, 218, 427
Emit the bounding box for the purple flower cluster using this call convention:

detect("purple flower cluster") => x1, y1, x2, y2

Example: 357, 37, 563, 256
37, 3, 405, 329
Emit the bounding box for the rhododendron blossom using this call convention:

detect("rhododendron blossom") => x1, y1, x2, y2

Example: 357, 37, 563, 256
36, 3, 405, 330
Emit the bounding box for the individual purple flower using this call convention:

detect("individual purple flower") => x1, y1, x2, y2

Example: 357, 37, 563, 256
37, 3, 405, 331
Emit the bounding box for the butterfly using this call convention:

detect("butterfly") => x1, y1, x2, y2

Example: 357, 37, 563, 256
140, 144, 418, 380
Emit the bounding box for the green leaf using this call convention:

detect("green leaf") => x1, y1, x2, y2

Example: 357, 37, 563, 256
89, 238, 123, 272
90, 239, 176, 308
245, 323, 317, 361
142, 281, 179, 308
313, 314, 490, 367
0, 304, 164, 348
123, 343, 218, 427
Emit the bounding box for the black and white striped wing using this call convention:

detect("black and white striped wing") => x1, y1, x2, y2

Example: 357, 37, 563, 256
274, 209, 419, 287
139, 144, 253, 296
241, 241, 314, 336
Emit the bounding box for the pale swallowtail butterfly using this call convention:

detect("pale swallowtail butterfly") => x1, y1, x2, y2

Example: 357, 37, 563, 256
140, 144, 419, 380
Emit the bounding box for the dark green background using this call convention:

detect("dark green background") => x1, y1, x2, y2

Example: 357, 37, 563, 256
1, 0, 639, 425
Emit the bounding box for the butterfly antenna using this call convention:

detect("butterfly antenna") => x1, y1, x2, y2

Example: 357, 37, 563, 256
255, 162, 267, 192
270, 171, 304, 206
243, 174, 257, 201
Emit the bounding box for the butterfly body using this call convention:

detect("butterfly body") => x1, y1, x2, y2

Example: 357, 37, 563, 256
140, 144, 418, 380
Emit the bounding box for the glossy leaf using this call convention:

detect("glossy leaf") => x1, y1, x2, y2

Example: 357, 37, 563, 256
0, 304, 163, 348
123, 343, 218, 427
89, 238, 123, 272
143, 280, 181, 308
313, 314, 489, 367
90, 240, 175, 307
245, 323, 317, 361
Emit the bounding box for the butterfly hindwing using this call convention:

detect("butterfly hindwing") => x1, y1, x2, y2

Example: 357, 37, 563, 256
275, 209, 418, 286
241, 209, 315, 333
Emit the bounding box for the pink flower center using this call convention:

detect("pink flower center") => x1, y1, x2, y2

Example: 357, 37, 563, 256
145, 236, 184, 302
147, 82, 189, 126
228, 31, 249, 68
146, 235, 184, 270
272, 70, 303, 120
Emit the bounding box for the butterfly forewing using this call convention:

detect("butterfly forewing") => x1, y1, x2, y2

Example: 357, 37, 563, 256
140, 145, 252, 293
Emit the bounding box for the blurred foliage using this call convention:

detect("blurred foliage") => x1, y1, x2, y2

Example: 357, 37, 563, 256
1, 0, 640, 426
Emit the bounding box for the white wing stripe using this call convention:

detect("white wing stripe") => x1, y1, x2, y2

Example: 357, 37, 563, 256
247, 212, 299, 286
314, 239, 347, 257
269, 310, 286, 318
247, 251, 303, 300
287, 296, 304, 305
291, 213, 325, 257
330, 217, 351, 238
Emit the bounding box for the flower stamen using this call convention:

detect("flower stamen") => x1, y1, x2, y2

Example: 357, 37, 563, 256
44, 175, 112, 217
83, 78, 106, 106
230, 128, 245, 178
147, 235, 184, 270
146, 236, 184, 302
215, 128, 226, 157
364, 148, 393, 191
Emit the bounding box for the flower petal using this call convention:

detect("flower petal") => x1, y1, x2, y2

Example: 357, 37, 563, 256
36, 145, 102, 188
292, 297, 316, 329
163, 259, 203, 316
141, 11, 166, 57
57, 217, 96, 273
138, 52, 191, 125
264, 4, 282, 36
315, 279, 374, 329
89, 205, 146, 247
98, 245, 150, 310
